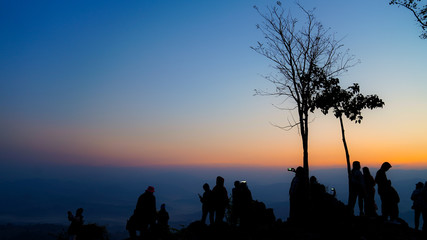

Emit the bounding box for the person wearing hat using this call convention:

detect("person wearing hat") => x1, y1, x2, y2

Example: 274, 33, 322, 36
375, 162, 392, 219
411, 182, 424, 230
128, 186, 157, 239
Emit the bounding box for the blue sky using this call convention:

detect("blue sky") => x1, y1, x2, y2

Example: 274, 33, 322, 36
1, 1, 427, 233
1, 0, 426, 169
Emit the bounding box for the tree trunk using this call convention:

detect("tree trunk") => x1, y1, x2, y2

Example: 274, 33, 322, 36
339, 115, 351, 190
303, 117, 309, 178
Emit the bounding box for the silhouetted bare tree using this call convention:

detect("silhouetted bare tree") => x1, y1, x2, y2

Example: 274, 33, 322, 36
314, 78, 384, 191
390, 0, 427, 39
252, 2, 356, 176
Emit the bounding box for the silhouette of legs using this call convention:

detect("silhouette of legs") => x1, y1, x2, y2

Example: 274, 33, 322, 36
201, 208, 208, 224
201, 208, 214, 225
415, 209, 421, 230
348, 190, 364, 216
215, 207, 226, 224
422, 209, 427, 232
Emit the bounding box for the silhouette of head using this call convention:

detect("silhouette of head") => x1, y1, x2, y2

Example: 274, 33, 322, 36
381, 162, 392, 171
216, 176, 224, 186
362, 167, 370, 175
352, 161, 361, 170
76, 208, 83, 216
416, 182, 424, 189
203, 183, 210, 191
161, 203, 166, 210
146, 186, 155, 193
295, 166, 304, 177
310, 176, 318, 185
234, 181, 240, 188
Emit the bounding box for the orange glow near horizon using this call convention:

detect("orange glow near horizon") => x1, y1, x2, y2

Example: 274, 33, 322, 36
4, 112, 427, 170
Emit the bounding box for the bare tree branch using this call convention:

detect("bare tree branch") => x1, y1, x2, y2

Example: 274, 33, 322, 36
252, 2, 356, 174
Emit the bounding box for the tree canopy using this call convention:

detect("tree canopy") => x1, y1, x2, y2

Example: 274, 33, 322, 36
390, 0, 427, 39
314, 76, 384, 190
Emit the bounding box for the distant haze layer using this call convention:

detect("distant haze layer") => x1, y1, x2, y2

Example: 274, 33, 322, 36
0, 163, 425, 229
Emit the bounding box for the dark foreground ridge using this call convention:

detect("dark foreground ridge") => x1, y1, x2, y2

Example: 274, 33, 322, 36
2, 168, 427, 240
0, 216, 423, 240
173, 216, 419, 240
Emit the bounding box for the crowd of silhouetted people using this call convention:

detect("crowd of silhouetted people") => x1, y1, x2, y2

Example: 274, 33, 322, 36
65, 161, 427, 239
288, 161, 427, 235
288, 162, 401, 222
347, 161, 401, 223
121, 176, 276, 239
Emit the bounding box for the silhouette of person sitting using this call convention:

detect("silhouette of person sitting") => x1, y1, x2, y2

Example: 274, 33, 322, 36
375, 162, 392, 219
289, 166, 308, 222
199, 183, 214, 225
411, 182, 424, 230
309, 176, 325, 199
212, 176, 229, 224
308, 176, 344, 223
363, 167, 377, 217
348, 161, 365, 216
67, 208, 83, 240
127, 186, 156, 239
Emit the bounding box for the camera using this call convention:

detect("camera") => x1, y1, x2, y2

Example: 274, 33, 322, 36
287, 167, 295, 172
331, 187, 335, 191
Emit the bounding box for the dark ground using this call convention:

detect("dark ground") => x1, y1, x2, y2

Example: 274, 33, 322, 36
1, 216, 426, 240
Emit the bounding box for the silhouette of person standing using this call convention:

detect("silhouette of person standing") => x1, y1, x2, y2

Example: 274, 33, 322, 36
239, 181, 253, 227
422, 182, 427, 232
157, 203, 169, 231
363, 167, 377, 217
231, 181, 241, 226
289, 166, 308, 222
212, 176, 229, 224
375, 162, 392, 219
128, 186, 156, 239
199, 183, 214, 225
411, 182, 424, 230
67, 208, 83, 240
348, 161, 365, 216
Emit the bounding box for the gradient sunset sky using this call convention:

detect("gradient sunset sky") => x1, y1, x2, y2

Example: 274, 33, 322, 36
1, 0, 426, 170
